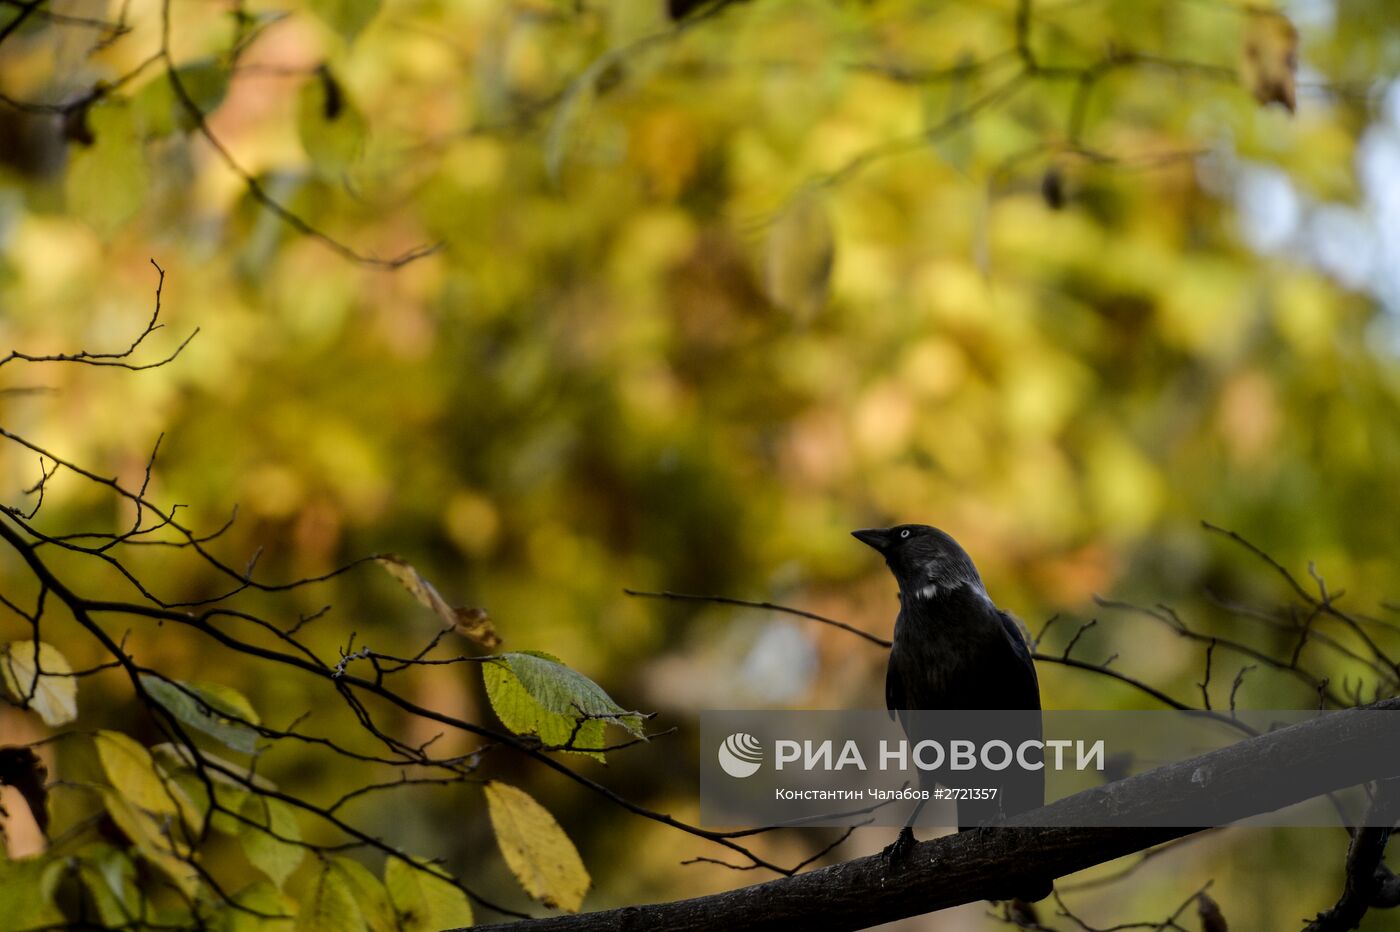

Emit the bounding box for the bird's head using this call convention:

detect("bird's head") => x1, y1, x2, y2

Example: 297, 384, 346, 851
851, 524, 984, 600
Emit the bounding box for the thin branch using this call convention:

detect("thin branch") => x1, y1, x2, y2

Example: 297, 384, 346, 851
623, 588, 891, 647
0, 261, 195, 372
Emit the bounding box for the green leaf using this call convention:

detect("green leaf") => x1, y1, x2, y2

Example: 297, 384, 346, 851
241, 795, 306, 888
329, 856, 396, 930
153, 741, 273, 789
166, 764, 251, 835
544, 52, 616, 186
0, 640, 78, 726
75, 844, 142, 927
502, 653, 641, 732
0, 856, 65, 928
306, 0, 380, 43
131, 61, 230, 136
297, 65, 368, 182
484, 781, 589, 913
141, 674, 261, 754
296, 858, 365, 931
384, 857, 473, 932
222, 881, 298, 932
482, 651, 642, 759
64, 101, 149, 236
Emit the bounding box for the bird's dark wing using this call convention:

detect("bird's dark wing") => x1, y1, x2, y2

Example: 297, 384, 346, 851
885, 649, 905, 718
995, 609, 1046, 824
998, 610, 1042, 711
885, 607, 907, 720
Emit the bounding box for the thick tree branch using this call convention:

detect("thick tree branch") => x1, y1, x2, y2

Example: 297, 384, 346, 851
468, 700, 1400, 932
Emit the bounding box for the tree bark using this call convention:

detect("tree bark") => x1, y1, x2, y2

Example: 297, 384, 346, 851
468, 701, 1400, 932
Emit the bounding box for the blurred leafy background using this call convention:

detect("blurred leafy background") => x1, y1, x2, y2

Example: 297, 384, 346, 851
3, 0, 1400, 927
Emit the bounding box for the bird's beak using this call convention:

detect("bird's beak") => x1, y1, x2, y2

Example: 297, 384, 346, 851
851, 528, 893, 553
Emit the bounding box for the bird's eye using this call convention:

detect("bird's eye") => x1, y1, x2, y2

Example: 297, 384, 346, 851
900, 529, 911, 539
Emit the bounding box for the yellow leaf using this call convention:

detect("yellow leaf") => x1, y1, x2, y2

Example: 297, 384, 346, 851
376, 555, 501, 648
96, 733, 204, 838
222, 881, 297, 932
329, 857, 396, 931
296, 858, 365, 932
95, 732, 178, 817
484, 781, 589, 912
100, 790, 200, 898
1241, 11, 1297, 113
1, 640, 78, 726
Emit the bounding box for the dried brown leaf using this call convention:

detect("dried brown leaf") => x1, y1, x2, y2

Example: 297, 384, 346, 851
376, 554, 501, 649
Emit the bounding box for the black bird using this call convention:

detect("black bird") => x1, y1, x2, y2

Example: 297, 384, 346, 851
853, 523, 1051, 901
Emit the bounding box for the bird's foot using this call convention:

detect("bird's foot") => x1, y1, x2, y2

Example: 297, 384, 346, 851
881, 827, 916, 867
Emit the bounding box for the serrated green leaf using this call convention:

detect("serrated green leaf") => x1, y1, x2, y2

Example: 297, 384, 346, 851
482, 651, 642, 760
141, 674, 261, 754
241, 795, 306, 888
1, 640, 78, 726
485, 781, 589, 913
384, 857, 473, 931
483, 658, 608, 760
297, 858, 366, 931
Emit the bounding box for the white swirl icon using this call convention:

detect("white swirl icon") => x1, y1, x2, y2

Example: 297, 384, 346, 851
717, 733, 763, 778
